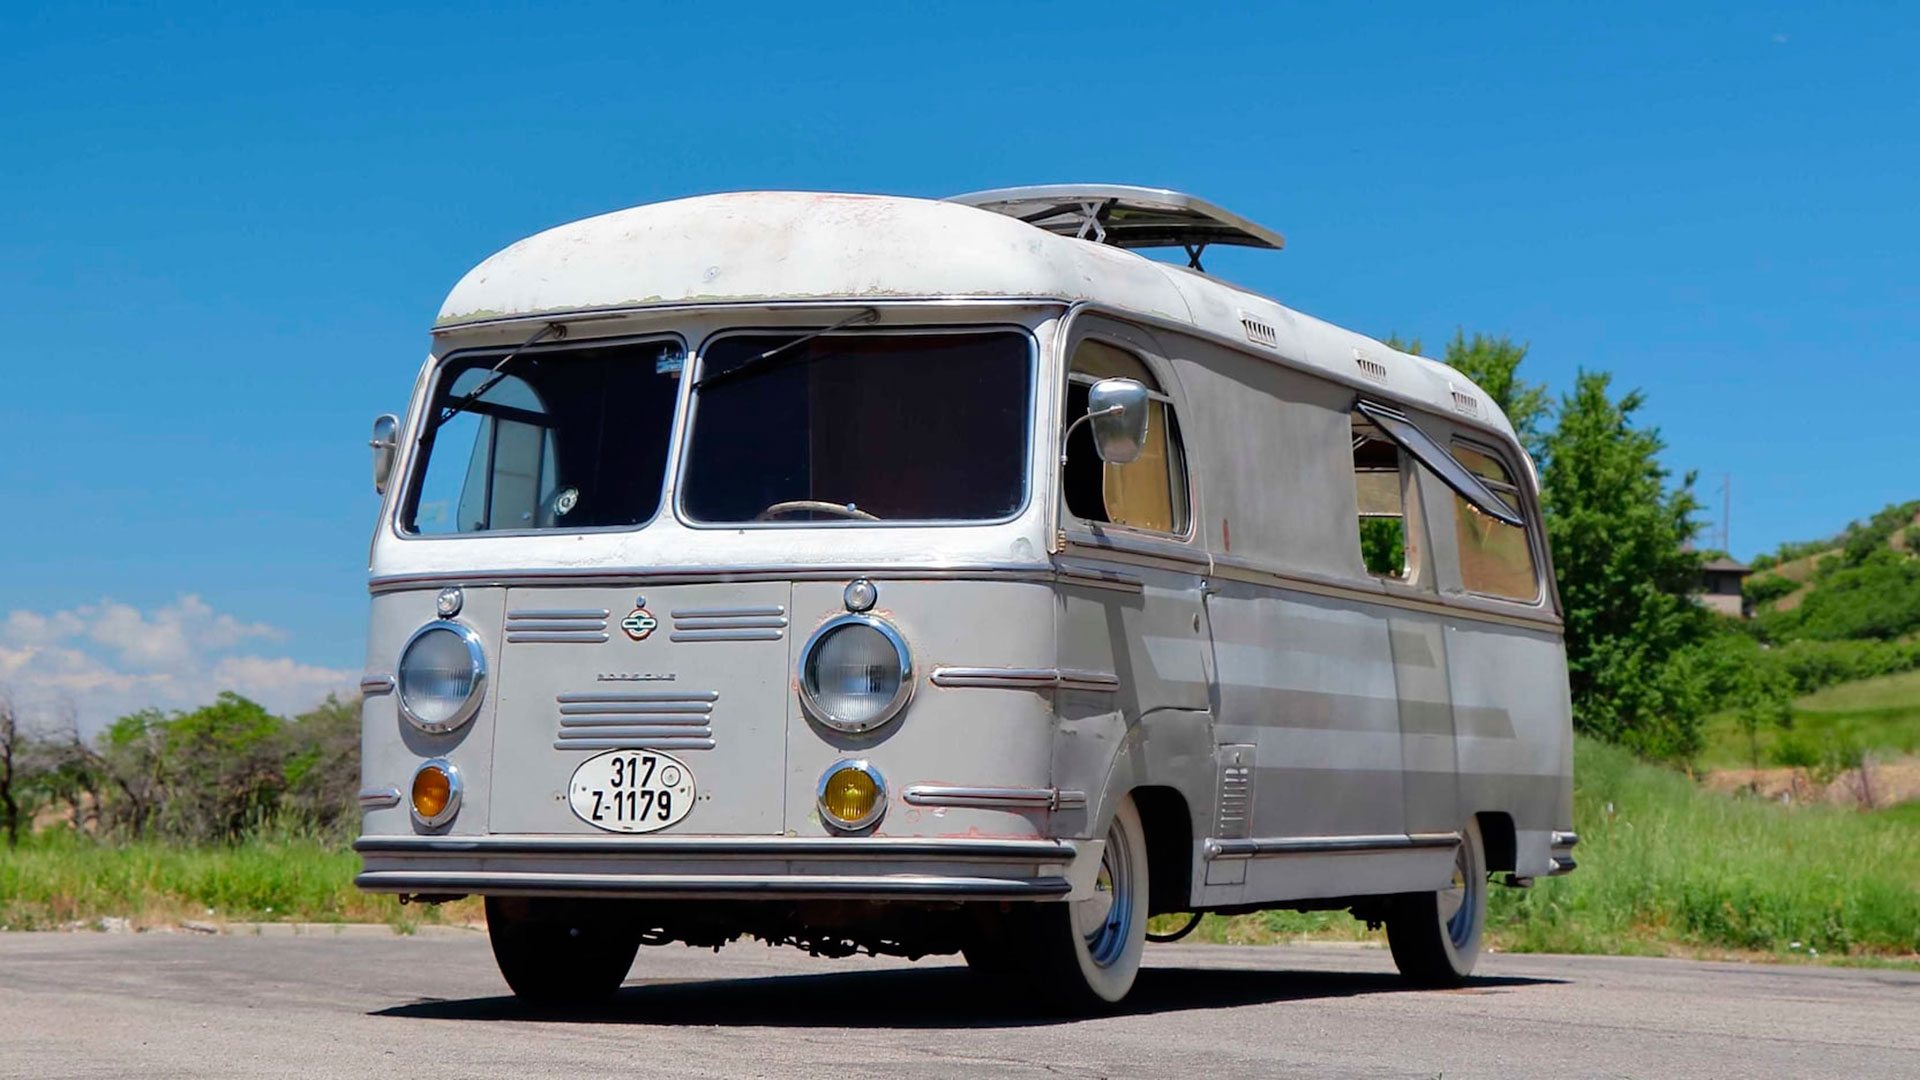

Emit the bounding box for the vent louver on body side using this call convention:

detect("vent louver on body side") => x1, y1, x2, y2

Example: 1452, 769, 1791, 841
1215, 745, 1255, 840
1353, 349, 1388, 384
1450, 388, 1480, 417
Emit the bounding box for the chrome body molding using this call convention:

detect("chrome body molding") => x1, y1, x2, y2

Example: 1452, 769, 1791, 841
554, 689, 715, 750
358, 675, 394, 696
1203, 831, 1462, 860
506, 607, 610, 644
1052, 565, 1146, 595
928, 666, 1120, 693
902, 784, 1088, 811
354, 870, 1071, 901
370, 565, 1057, 595
355, 834, 1080, 860
1207, 554, 1563, 632
356, 786, 402, 810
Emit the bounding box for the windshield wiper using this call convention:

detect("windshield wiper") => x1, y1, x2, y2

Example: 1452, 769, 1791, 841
431, 322, 565, 431
691, 307, 879, 392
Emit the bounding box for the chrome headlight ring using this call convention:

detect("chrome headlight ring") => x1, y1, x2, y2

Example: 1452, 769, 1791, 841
796, 614, 914, 734
395, 619, 488, 734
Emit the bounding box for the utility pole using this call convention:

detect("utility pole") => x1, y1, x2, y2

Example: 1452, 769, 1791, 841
1723, 472, 1732, 554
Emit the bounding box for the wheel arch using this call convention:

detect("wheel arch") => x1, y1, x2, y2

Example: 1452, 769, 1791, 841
1475, 810, 1516, 873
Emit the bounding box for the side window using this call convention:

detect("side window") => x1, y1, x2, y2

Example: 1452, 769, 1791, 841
1350, 415, 1419, 580
1062, 339, 1191, 535
1451, 443, 1540, 601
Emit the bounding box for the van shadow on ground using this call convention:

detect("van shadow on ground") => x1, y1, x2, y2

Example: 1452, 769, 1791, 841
375, 964, 1562, 1029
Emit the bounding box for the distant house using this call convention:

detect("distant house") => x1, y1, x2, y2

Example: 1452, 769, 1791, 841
1698, 556, 1751, 618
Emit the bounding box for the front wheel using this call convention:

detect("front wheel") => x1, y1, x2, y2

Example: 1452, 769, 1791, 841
1386, 818, 1487, 987
485, 897, 642, 1006
965, 793, 1151, 1011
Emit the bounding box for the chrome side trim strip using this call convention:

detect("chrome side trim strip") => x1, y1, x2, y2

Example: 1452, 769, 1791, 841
370, 565, 1055, 594
558, 691, 720, 704
506, 631, 611, 643
557, 717, 712, 730
355, 834, 1080, 860
1203, 831, 1462, 860
359, 675, 395, 696
355, 870, 1072, 901
928, 666, 1121, 693
1551, 830, 1579, 848
508, 608, 611, 620
557, 702, 714, 715
357, 787, 402, 809
557, 726, 714, 741
671, 616, 788, 630
552, 737, 718, 751
669, 606, 787, 619
903, 785, 1089, 811
1208, 555, 1563, 632
669, 628, 785, 642
1062, 531, 1210, 571
1053, 565, 1146, 595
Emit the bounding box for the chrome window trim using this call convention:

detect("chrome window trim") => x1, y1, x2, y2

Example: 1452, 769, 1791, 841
409, 759, 463, 828
1057, 321, 1199, 544
389, 331, 691, 543
796, 614, 915, 734
395, 620, 488, 734
816, 759, 889, 832
1447, 434, 1549, 607
673, 323, 1040, 530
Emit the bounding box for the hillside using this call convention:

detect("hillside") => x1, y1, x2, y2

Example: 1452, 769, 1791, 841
1743, 500, 1920, 634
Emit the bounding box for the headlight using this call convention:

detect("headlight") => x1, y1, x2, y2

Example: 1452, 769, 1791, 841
396, 620, 486, 733
798, 614, 913, 733
817, 760, 886, 831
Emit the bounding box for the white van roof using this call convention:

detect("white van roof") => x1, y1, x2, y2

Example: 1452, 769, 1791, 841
434, 190, 1517, 442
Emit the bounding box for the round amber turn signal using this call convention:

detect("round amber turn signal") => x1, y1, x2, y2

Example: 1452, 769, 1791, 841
412, 763, 453, 821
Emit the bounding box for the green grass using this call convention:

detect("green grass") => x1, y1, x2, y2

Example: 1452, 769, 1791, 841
1699, 668, 1920, 770
1179, 737, 1920, 962
0, 828, 477, 931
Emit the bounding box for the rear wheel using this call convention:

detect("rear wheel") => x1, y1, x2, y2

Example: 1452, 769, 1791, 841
485, 897, 642, 1006
964, 793, 1150, 1011
1386, 818, 1487, 987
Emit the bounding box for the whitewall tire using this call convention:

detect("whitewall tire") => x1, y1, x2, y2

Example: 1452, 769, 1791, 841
1386, 817, 1487, 987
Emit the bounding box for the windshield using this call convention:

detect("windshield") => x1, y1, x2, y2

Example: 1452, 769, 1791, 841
681, 330, 1032, 524
401, 337, 684, 534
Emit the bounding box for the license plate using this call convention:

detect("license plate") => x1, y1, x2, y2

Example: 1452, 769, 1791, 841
568, 749, 696, 833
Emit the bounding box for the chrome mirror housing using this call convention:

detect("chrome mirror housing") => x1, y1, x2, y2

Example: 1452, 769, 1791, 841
1087, 378, 1150, 465
370, 414, 399, 495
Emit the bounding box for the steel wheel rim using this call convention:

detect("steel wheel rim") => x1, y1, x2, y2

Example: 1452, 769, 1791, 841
1441, 842, 1476, 949
1075, 817, 1135, 968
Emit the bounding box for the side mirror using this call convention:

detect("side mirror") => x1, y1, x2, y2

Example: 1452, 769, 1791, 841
370, 414, 399, 495
1086, 378, 1150, 464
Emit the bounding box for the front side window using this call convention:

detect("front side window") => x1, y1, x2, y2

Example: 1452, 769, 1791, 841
1451, 442, 1539, 601
1062, 339, 1191, 535
403, 338, 683, 535
680, 330, 1032, 523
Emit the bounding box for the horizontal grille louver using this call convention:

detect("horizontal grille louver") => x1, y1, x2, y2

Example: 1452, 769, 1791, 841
553, 690, 716, 751
670, 605, 787, 642
507, 608, 610, 644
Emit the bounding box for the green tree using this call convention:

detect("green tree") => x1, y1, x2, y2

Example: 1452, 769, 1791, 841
1540, 370, 1711, 759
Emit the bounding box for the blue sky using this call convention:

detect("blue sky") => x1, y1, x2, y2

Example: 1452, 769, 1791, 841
2, 2, 1916, 727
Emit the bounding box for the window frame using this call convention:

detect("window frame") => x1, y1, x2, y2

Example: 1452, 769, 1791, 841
1447, 435, 1546, 606
1349, 416, 1432, 588
392, 331, 690, 542
672, 322, 1040, 531
1058, 328, 1197, 543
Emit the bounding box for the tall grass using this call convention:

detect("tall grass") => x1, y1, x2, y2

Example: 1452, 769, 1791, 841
1488, 738, 1918, 958
0, 826, 476, 930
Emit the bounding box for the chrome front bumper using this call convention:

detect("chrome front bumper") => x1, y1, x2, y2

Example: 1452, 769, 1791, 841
354, 834, 1092, 902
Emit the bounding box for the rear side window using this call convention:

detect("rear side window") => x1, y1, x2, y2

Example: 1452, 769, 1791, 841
1350, 415, 1418, 580
1062, 340, 1191, 536
1451, 443, 1539, 600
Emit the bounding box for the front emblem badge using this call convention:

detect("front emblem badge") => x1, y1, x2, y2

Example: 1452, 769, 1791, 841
621, 606, 658, 641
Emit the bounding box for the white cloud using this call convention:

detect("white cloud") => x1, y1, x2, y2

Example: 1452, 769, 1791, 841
0, 595, 352, 735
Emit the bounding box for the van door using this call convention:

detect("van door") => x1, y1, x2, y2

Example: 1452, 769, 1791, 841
487, 583, 792, 835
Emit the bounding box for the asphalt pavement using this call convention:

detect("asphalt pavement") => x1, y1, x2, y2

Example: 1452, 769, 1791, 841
1, 927, 1914, 1079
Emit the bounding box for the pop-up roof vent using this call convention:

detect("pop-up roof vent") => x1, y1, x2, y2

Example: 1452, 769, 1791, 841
947, 184, 1283, 273
1353, 349, 1388, 383
1239, 311, 1279, 350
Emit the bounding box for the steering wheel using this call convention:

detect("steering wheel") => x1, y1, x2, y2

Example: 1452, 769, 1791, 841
754, 500, 881, 522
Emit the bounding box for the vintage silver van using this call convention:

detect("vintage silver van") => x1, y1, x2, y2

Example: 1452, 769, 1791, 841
355, 185, 1577, 1010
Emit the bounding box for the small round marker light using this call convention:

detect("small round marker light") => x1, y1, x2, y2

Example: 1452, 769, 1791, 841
843, 578, 877, 613
410, 759, 461, 826
435, 586, 464, 618
817, 760, 886, 831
